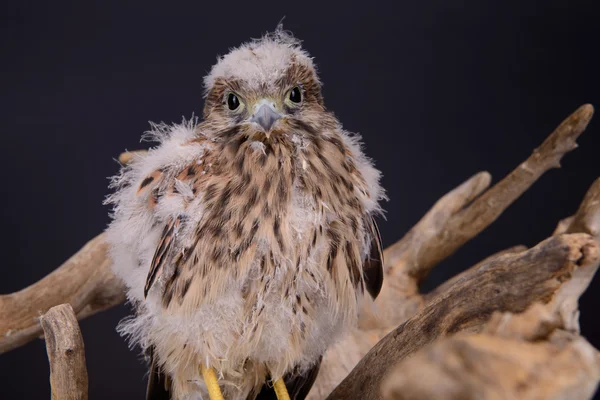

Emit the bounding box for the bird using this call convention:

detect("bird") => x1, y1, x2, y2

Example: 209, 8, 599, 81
105, 26, 385, 400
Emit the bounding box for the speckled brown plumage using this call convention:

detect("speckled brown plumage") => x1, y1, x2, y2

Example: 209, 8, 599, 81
106, 28, 384, 400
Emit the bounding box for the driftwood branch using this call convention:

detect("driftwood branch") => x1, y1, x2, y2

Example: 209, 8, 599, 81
0, 234, 125, 354
327, 233, 600, 400
40, 304, 88, 400
326, 104, 598, 398
313, 104, 597, 399
381, 304, 600, 400
381, 224, 600, 400
565, 177, 600, 237
0, 105, 597, 400
384, 103, 594, 283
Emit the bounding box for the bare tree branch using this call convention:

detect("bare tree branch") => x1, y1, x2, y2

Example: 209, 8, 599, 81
40, 304, 88, 400
0, 234, 125, 354
325, 169, 600, 399
566, 177, 600, 236
382, 313, 600, 400
382, 237, 600, 400
326, 233, 600, 400
387, 103, 594, 283
311, 105, 596, 398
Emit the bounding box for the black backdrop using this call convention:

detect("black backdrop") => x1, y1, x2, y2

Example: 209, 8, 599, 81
1, 1, 599, 398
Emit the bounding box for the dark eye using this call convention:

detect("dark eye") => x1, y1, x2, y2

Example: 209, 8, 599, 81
289, 87, 302, 103
227, 93, 240, 110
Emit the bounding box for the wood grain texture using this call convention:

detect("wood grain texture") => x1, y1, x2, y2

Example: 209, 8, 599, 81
326, 161, 600, 399
381, 331, 600, 400
312, 105, 597, 398
385, 103, 594, 283
382, 248, 600, 400
326, 233, 600, 400
40, 304, 88, 400
0, 233, 126, 354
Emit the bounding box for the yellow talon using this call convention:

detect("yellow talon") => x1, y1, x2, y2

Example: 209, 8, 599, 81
273, 378, 291, 400
200, 365, 224, 400
200, 365, 289, 400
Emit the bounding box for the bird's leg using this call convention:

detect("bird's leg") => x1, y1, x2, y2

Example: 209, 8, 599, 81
273, 378, 291, 400
200, 365, 224, 400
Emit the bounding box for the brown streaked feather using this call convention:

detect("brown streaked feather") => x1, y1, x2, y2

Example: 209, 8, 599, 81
137, 170, 163, 195
363, 216, 384, 299
145, 216, 182, 298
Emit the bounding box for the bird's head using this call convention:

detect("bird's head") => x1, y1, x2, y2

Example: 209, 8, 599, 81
202, 27, 327, 141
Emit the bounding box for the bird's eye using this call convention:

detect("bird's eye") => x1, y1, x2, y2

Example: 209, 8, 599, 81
289, 87, 302, 103
227, 93, 240, 110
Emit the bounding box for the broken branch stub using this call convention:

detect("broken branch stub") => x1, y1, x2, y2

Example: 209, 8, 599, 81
0, 234, 125, 354
40, 304, 88, 400
406, 104, 593, 282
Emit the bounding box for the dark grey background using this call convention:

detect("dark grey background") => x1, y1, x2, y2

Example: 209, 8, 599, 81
1, 1, 599, 398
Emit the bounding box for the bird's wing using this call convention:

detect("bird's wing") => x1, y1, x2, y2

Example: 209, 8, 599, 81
145, 215, 183, 298
126, 161, 190, 299
127, 142, 212, 299
363, 215, 384, 299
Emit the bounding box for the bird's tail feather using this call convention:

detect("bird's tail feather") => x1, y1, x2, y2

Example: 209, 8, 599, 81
146, 346, 171, 400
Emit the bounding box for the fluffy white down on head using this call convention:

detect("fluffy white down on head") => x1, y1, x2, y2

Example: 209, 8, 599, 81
203, 27, 317, 94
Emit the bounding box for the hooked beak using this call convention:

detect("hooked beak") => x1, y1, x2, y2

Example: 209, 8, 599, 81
250, 103, 282, 133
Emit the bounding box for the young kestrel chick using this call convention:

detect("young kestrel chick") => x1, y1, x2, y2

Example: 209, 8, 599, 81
106, 28, 384, 400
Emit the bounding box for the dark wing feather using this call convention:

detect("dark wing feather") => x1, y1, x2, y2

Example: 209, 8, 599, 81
146, 346, 171, 400
363, 215, 384, 299
144, 216, 182, 298
284, 358, 322, 400
252, 358, 322, 400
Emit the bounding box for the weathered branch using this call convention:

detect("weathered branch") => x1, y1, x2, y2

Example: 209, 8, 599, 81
360, 171, 492, 330
326, 233, 600, 400
311, 105, 596, 398
386, 103, 594, 283
325, 168, 600, 399
0, 234, 125, 354
566, 177, 600, 237
40, 304, 88, 400
382, 318, 600, 400
326, 168, 600, 399
381, 238, 600, 400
